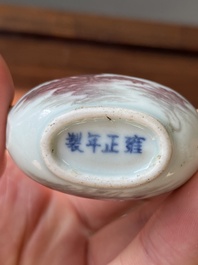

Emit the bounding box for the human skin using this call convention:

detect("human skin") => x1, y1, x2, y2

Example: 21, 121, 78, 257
0, 55, 198, 265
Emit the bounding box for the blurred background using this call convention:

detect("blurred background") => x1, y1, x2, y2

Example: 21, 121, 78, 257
0, 1, 198, 105
3, 0, 198, 25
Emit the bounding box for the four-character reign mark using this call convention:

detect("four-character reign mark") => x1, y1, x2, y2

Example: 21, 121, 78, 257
65, 132, 146, 154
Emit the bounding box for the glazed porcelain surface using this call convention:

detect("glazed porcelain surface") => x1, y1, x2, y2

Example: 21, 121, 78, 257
6, 74, 198, 199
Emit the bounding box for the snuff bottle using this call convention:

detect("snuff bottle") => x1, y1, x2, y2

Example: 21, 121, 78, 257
6, 74, 198, 199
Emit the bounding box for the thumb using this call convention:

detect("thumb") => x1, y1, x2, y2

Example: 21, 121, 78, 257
0, 56, 14, 174
108, 171, 198, 265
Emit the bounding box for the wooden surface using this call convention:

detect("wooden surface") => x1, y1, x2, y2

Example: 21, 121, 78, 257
1, 4, 198, 51
0, 4, 198, 106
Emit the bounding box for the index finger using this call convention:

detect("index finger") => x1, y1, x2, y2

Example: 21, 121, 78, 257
0, 56, 14, 174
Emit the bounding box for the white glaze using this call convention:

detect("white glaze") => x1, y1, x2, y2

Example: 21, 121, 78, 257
6, 74, 198, 199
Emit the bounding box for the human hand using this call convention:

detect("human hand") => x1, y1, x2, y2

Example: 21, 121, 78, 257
1, 55, 198, 265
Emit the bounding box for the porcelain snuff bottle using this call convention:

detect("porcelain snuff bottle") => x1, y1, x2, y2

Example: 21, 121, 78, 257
6, 74, 198, 199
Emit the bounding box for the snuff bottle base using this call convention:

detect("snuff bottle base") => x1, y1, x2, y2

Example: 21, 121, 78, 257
41, 107, 172, 191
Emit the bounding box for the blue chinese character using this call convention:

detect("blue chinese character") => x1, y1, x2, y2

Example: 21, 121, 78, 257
102, 134, 119, 153
86, 132, 101, 153
125, 135, 146, 154
65, 132, 84, 152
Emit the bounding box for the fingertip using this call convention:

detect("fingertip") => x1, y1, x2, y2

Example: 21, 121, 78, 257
0, 55, 14, 94
0, 56, 15, 175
